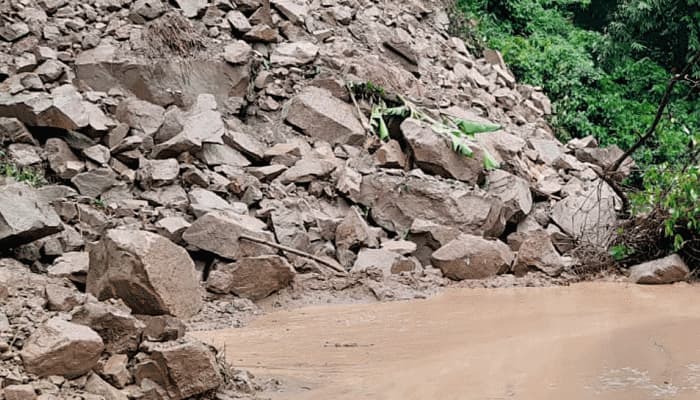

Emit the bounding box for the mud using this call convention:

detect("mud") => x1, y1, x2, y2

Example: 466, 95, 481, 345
194, 282, 700, 399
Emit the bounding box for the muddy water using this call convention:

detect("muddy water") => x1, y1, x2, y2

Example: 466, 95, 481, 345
194, 282, 700, 399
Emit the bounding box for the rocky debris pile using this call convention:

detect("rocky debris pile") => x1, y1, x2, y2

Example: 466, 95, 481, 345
0, 0, 649, 396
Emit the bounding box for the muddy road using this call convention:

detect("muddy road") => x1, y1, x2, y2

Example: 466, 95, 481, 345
194, 282, 700, 399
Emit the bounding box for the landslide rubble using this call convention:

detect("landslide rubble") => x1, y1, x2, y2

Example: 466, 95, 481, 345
0, 0, 630, 397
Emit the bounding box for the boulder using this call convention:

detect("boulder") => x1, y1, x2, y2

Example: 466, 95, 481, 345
72, 300, 146, 354
0, 182, 62, 248
284, 87, 364, 145
21, 318, 104, 378
85, 373, 128, 400
217, 255, 295, 300
136, 158, 179, 188
182, 211, 276, 260
115, 98, 165, 136
278, 157, 336, 184
271, 0, 308, 23
528, 138, 564, 165
139, 340, 222, 399
551, 184, 619, 243
353, 172, 506, 237
487, 169, 532, 222
629, 254, 689, 284
512, 230, 568, 277
75, 44, 249, 108
45, 284, 83, 312
351, 248, 417, 276
401, 118, 484, 184
188, 188, 246, 217
3, 385, 36, 400
375, 139, 407, 169
226, 10, 252, 33
46, 138, 84, 179
98, 354, 131, 389
0, 85, 89, 131
270, 41, 319, 66
431, 234, 514, 280
196, 143, 250, 167
575, 145, 635, 177
223, 41, 252, 65
174, 0, 206, 18
137, 315, 186, 342
86, 229, 203, 318
71, 168, 118, 198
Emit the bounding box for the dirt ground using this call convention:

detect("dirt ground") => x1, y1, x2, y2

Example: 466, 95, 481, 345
194, 281, 700, 400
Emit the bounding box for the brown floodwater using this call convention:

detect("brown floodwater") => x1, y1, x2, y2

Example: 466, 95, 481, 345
194, 282, 700, 399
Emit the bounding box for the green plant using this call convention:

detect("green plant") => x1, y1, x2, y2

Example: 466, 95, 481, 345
0, 161, 46, 187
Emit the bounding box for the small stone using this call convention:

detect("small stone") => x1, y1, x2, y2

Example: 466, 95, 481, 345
629, 254, 689, 284
270, 41, 319, 66
223, 40, 252, 64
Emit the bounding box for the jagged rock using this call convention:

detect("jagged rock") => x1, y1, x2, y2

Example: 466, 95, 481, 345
152, 95, 225, 158
131, 0, 166, 21
528, 138, 564, 165
98, 354, 131, 389
381, 239, 417, 255
285, 87, 364, 145
629, 254, 689, 284
567, 136, 598, 150
84, 144, 111, 164
431, 234, 514, 280
183, 211, 276, 260
3, 384, 36, 400
487, 169, 532, 222
401, 118, 484, 184
45, 284, 83, 312
46, 138, 84, 179
353, 172, 506, 237
175, 0, 207, 17
271, 0, 308, 23
34, 59, 67, 83
85, 373, 127, 400
188, 187, 246, 217
226, 10, 252, 33
141, 184, 188, 207
87, 229, 203, 318
0, 182, 62, 248
243, 24, 278, 42
115, 98, 165, 136
21, 318, 104, 378
278, 157, 336, 184
351, 248, 417, 276
8, 143, 41, 166
551, 184, 618, 243
271, 41, 319, 66
214, 255, 295, 300
136, 158, 179, 188
72, 300, 146, 354
224, 130, 266, 161
575, 145, 635, 177
512, 230, 567, 277
196, 143, 250, 167
0, 117, 36, 144
155, 217, 190, 243
375, 139, 407, 169
71, 168, 118, 198
75, 44, 249, 108
137, 315, 186, 342
139, 340, 222, 399
223, 40, 252, 64
0, 85, 89, 131
0, 22, 30, 42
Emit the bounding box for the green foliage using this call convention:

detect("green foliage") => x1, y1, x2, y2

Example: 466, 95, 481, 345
0, 150, 46, 187
454, 0, 700, 170
609, 243, 634, 261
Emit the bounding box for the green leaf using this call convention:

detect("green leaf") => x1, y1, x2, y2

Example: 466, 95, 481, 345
377, 115, 390, 141
451, 136, 474, 157
482, 148, 500, 170
453, 118, 502, 136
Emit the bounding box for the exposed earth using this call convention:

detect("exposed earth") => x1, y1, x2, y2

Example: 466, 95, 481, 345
195, 282, 700, 400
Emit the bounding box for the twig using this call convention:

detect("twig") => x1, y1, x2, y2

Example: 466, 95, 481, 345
346, 82, 370, 131
239, 234, 347, 275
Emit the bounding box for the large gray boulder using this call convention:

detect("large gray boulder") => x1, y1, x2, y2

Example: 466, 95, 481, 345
0, 182, 62, 248
431, 234, 514, 280
401, 118, 484, 185
86, 229, 203, 318
487, 169, 532, 222
21, 318, 104, 378
284, 87, 365, 145
629, 254, 689, 284
209, 255, 295, 300
512, 230, 568, 277
351, 172, 506, 237
551, 184, 619, 243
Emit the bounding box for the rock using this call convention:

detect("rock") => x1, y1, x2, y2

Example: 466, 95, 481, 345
83, 144, 111, 164
72, 300, 146, 354
137, 315, 186, 342
136, 158, 179, 188
487, 170, 532, 222
629, 254, 689, 284
271, 0, 308, 23
3, 385, 36, 400
0, 117, 36, 144
219, 255, 295, 300
375, 139, 407, 169
575, 145, 635, 177
183, 211, 276, 260
551, 185, 619, 243
0, 22, 30, 42
34, 60, 67, 83
271, 41, 319, 66
278, 157, 336, 184
21, 318, 104, 378
335, 207, 374, 263
75, 44, 249, 108
512, 230, 567, 277
174, 0, 207, 17
98, 354, 131, 388
8, 143, 41, 166
85, 373, 127, 400
226, 10, 252, 33
197, 143, 250, 167
353, 172, 506, 237
155, 217, 190, 243
45, 284, 83, 312
86, 229, 203, 318
131, 0, 166, 21
115, 98, 165, 136
351, 248, 416, 276
224, 130, 266, 161
142, 340, 222, 399
188, 187, 245, 217
71, 168, 118, 198
244, 24, 278, 42
431, 234, 514, 280
0, 85, 90, 131
0, 182, 62, 248
223, 40, 252, 64
401, 118, 484, 184
45, 138, 84, 179
528, 138, 564, 165
381, 239, 417, 255
285, 87, 364, 145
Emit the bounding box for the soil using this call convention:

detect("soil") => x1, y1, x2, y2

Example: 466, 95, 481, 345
193, 282, 700, 400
